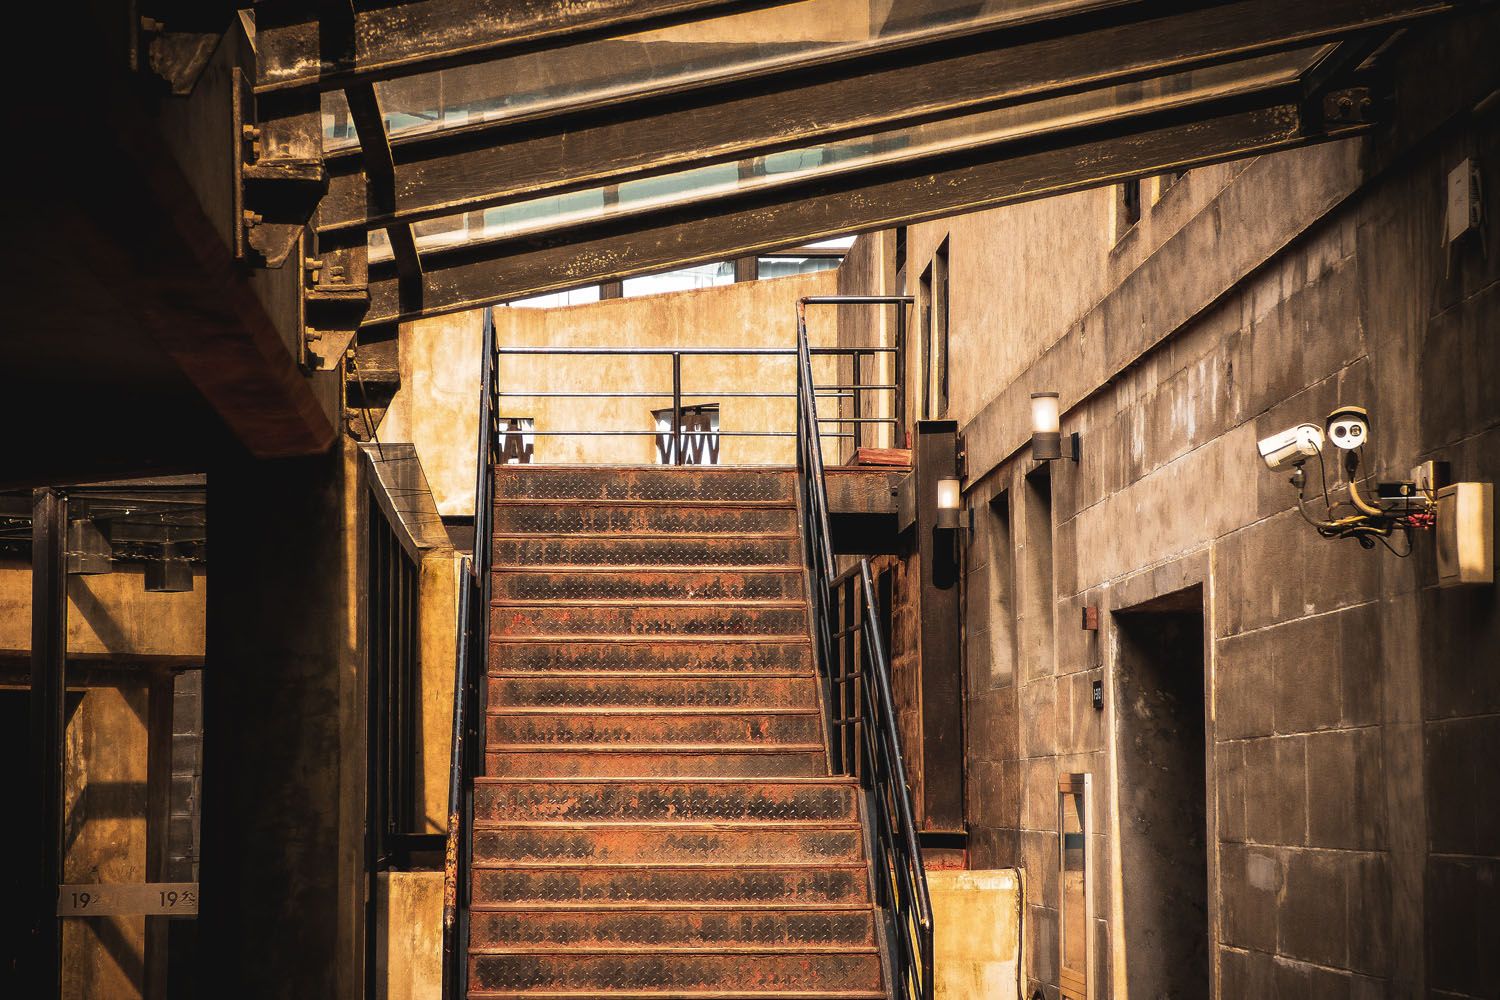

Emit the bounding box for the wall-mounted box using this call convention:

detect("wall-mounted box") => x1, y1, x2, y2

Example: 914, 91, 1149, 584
1436, 482, 1493, 587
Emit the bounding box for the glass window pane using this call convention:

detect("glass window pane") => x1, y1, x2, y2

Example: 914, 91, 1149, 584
333, 0, 1122, 148
622, 262, 736, 296
366, 45, 1328, 262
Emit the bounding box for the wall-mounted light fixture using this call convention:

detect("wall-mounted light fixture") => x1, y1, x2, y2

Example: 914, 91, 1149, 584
1030, 391, 1080, 462
936, 477, 962, 530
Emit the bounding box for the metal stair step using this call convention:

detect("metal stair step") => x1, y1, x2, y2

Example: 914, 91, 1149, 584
473, 779, 859, 824
491, 569, 806, 603
467, 948, 883, 993
489, 674, 819, 709
492, 534, 801, 569
489, 603, 809, 638
492, 503, 798, 536
466, 906, 878, 949
472, 822, 863, 866
493, 467, 795, 504
471, 863, 873, 907
486, 708, 823, 747
490, 640, 813, 674
486, 747, 827, 778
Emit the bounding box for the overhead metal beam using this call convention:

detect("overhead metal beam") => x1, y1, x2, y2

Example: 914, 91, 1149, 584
316, 0, 1456, 237
254, 0, 794, 96
344, 82, 424, 310
361, 87, 1367, 323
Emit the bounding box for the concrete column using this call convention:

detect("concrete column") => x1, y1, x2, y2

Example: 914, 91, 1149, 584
200, 440, 364, 998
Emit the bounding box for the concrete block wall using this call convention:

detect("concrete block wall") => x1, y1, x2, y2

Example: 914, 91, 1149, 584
845, 12, 1500, 997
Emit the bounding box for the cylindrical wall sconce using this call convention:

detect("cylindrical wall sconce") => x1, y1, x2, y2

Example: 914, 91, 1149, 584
936, 477, 962, 530
1031, 391, 1062, 461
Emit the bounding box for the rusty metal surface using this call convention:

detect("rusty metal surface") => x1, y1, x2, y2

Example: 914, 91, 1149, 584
487, 709, 824, 748
491, 639, 813, 674
473, 825, 863, 866
468, 907, 878, 948
486, 748, 827, 779
492, 534, 801, 568
467, 948, 883, 991
489, 675, 818, 709
489, 603, 808, 637
469, 466, 883, 998
493, 503, 796, 535
491, 568, 805, 603
494, 466, 794, 503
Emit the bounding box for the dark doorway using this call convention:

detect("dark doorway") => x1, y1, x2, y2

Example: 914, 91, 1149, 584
1114, 586, 1209, 998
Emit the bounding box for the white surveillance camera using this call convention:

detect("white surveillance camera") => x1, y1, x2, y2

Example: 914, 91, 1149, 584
1325, 405, 1370, 451
1257, 423, 1325, 471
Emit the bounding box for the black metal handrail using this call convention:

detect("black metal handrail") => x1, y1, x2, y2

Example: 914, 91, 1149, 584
443, 308, 500, 999
794, 297, 931, 1000
492, 344, 899, 459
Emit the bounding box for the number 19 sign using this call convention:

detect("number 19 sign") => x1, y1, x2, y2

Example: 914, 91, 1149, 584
58, 883, 199, 916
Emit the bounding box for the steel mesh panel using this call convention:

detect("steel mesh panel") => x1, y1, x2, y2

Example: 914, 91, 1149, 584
474, 827, 863, 865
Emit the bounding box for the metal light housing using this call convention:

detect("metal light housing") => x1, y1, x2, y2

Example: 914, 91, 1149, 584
1031, 391, 1062, 461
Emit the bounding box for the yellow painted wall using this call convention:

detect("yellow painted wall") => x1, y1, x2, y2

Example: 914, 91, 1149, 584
385, 270, 843, 517
0, 561, 206, 661
928, 869, 1023, 1000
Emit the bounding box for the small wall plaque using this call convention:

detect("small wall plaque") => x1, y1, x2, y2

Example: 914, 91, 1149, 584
58, 883, 199, 917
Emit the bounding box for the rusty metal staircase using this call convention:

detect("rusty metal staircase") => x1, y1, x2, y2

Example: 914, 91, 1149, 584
465, 466, 886, 997
444, 309, 929, 1000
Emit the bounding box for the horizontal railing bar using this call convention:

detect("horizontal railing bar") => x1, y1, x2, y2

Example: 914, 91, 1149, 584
802, 296, 916, 305
817, 417, 899, 424
512, 430, 855, 438
495, 390, 862, 399
494, 346, 891, 356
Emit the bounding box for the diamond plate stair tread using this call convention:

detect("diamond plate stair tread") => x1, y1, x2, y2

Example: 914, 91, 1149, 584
486, 710, 823, 748
490, 641, 813, 674
473, 780, 858, 823
470, 986, 886, 997
471, 865, 872, 906
467, 950, 882, 992
493, 504, 798, 535
487, 750, 827, 779
467, 908, 877, 948
493, 467, 795, 503
472, 825, 863, 865
490, 604, 810, 637
491, 570, 805, 603
490, 675, 820, 709
493, 535, 802, 568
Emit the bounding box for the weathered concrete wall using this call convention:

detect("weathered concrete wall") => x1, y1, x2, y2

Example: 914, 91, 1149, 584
850, 11, 1500, 998
929, 869, 1022, 1000
201, 441, 365, 999
374, 872, 442, 1000
418, 552, 461, 834
387, 271, 841, 516
0, 562, 206, 661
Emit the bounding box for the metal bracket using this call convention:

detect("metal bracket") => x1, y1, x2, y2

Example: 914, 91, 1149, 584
1322, 86, 1376, 126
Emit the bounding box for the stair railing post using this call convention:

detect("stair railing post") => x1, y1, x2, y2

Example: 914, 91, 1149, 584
671, 351, 682, 466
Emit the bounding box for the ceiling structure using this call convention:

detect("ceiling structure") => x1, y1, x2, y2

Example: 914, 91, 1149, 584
255, 0, 1461, 328
3, 0, 1470, 485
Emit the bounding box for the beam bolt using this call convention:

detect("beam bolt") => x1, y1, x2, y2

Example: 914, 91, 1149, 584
243, 210, 263, 227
